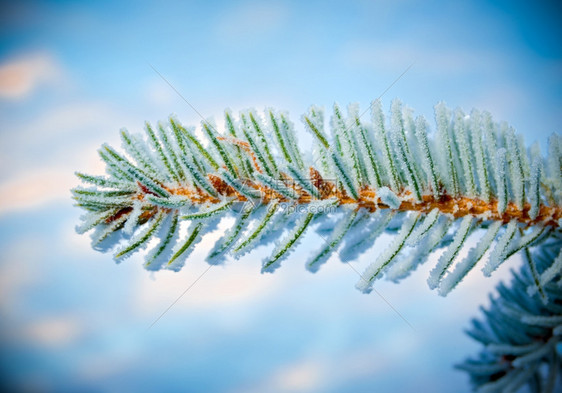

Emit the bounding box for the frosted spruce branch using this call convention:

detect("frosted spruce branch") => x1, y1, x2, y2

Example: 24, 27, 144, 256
72, 99, 562, 296
456, 231, 562, 392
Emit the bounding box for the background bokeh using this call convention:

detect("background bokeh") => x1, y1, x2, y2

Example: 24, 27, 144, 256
1, 1, 561, 392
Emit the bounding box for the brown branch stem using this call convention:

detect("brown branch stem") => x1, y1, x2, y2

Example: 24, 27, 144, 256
125, 168, 561, 228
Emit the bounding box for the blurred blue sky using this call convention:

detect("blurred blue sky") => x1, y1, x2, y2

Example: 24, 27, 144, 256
0, 1, 561, 392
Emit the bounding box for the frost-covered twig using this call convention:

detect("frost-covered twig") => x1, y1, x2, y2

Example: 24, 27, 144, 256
456, 233, 562, 391
72, 100, 562, 296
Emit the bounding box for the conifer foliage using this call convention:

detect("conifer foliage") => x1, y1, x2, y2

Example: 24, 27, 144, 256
73, 98, 562, 390
73, 99, 561, 295
456, 232, 562, 392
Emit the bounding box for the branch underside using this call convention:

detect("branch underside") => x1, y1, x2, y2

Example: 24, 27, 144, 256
74, 101, 562, 391
119, 170, 561, 228
75, 101, 562, 304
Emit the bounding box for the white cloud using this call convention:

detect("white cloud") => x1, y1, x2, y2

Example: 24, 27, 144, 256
0, 99, 133, 215
23, 316, 83, 347
2, 100, 126, 148
131, 216, 286, 314
233, 358, 325, 393
342, 40, 502, 75
234, 336, 415, 393
0, 52, 64, 100
143, 77, 177, 107
215, 1, 288, 43
134, 260, 282, 313
472, 83, 529, 124
0, 166, 80, 216
0, 239, 44, 314
77, 352, 138, 382
0, 142, 107, 216
269, 359, 324, 392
